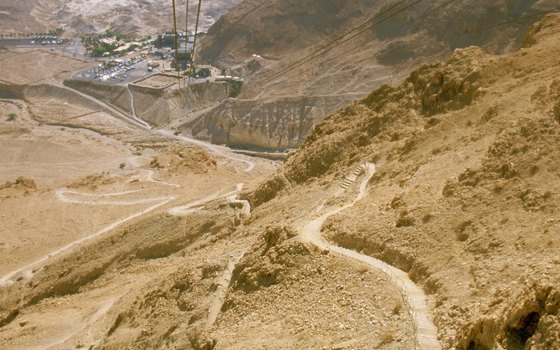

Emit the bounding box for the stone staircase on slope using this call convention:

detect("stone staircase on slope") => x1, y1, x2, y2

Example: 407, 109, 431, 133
340, 163, 367, 190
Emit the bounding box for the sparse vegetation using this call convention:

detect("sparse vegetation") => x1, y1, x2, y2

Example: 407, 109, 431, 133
81, 29, 141, 57
6, 112, 16, 121
379, 330, 395, 345
227, 80, 243, 98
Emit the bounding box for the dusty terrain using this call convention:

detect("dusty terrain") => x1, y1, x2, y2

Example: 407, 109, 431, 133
245, 12, 560, 349
1, 4, 560, 350
0, 34, 433, 350
189, 0, 560, 150
0, 45, 277, 349
0, 0, 242, 36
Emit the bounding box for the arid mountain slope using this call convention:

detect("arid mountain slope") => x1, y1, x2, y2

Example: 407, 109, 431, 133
0, 0, 242, 36
189, 0, 559, 150
245, 13, 560, 349
201, 0, 558, 93
1, 13, 559, 350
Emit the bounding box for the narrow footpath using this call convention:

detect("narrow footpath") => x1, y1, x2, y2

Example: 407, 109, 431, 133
299, 163, 442, 350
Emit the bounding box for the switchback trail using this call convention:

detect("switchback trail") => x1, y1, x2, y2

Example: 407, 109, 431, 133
299, 163, 442, 350
0, 180, 246, 285
58, 83, 149, 130
0, 186, 176, 286
167, 183, 243, 216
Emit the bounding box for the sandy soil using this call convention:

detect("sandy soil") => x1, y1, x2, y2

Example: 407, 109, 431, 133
0, 44, 425, 350
0, 50, 89, 85
1, 8, 559, 350
0, 45, 279, 349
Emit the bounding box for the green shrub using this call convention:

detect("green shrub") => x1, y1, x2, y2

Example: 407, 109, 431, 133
228, 80, 243, 98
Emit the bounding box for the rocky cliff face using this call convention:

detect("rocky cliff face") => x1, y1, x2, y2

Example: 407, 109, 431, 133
188, 94, 358, 150
62, 79, 230, 127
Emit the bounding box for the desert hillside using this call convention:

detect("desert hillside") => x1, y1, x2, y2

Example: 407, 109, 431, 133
202, 0, 559, 94
1, 3, 560, 350
189, 0, 559, 150
244, 12, 560, 349
0, 0, 242, 36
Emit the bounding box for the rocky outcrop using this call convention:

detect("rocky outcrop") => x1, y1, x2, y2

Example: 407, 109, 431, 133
456, 281, 560, 350
188, 94, 358, 150
0, 176, 38, 198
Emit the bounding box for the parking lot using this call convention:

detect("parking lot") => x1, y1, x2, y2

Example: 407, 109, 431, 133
71, 55, 155, 84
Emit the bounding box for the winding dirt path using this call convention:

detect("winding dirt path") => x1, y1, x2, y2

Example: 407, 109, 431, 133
299, 163, 442, 350
58, 83, 149, 130
127, 84, 152, 129
0, 83, 259, 284
141, 169, 181, 188
155, 129, 256, 173
0, 189, 176, 286
0, 85, 260, 285
167, 189, 229, 216
167, 183, 246, 217
55, 188, 171, 206
60, 83, 257, 173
